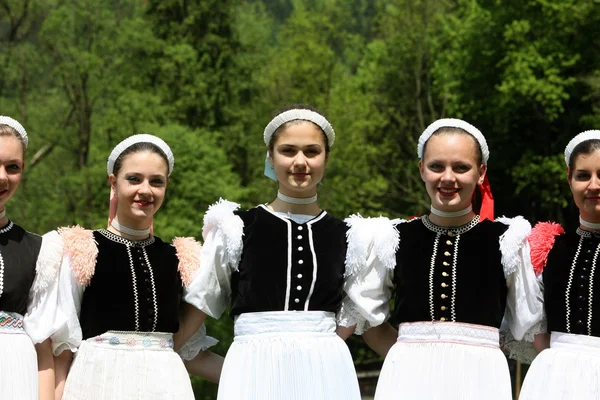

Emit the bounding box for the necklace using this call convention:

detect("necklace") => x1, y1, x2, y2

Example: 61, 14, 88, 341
580, 216, 600, 231
110, 220, 151, 237
430, 204, 472, 218
277, 190, 317, 205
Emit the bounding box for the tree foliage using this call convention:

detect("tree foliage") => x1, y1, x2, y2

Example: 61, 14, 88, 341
2, 0, 599, 396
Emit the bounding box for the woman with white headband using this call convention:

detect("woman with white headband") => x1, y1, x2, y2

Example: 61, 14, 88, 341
182, 105, 361, 399
519, 130, 600, 399
37, 134, 221, 399
338, 119, 545, 400
0, 116, 61, 399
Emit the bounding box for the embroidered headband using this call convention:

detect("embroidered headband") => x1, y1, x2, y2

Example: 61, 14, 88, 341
564, 130, 600, 167
263, 109, 335, 147
0, 116, 28, 148
107, 134, 174, 176
417, 118, 489, 164
263, 109, 335, 181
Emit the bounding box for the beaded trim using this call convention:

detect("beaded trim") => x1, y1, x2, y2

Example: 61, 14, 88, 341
589, 246, 599, 336
424, 217, 477, 322
428, 233, 441, 321
565, 233, 600, 335
577, 227, 600, 238
0, 221, 12, 298
451, 234, 461, 321
125, 246, 141, 331
0, 221, 13, 234
421, 215, 480, 235
143, 247, 159, 331
97, 228, 155, 247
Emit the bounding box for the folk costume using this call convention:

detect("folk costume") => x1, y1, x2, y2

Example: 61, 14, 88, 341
339, 119, 545, 400
0, 116, 52, 400
520, 130, 600, 399
41, 135, 216, 400
185, 109, 361, 400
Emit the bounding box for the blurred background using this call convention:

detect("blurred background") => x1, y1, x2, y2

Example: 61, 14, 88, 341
2, 0, 599, 398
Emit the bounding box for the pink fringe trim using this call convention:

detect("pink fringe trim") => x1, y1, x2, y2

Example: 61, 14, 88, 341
172, 237, 201, 287
58, 225, 99, 286
528, 222, 565, 276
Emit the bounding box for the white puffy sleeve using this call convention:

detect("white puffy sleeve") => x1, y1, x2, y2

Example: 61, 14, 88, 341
183, 199, 244, 319
24, 228, 92, 355
497, 216, 546, 363
170, 236, 219, 359
24, 231, 64, 343
337, 215, 401, 335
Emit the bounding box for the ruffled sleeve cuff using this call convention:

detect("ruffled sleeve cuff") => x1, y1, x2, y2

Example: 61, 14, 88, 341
177, 323, 219, 361
337, 296, 379, 335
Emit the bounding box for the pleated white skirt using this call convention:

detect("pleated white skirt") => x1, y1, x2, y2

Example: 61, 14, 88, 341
62, 331, 194, 400
375, 321, 511, 400
0, 312, 38, 400
217, 311, 361, 400
520, 331, 600, 399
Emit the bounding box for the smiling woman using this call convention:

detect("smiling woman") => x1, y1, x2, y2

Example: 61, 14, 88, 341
520, 130, 600, 399
338, 118, 546, 400
0, 116, 62, 400
183, 104, 362, 400
32, 134, 222, 400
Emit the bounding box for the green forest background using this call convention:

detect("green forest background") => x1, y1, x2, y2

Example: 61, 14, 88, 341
2, 0, 599, 397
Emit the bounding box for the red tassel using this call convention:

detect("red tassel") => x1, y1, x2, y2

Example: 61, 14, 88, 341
478, 175, 494, 222
528, 222, 565, 276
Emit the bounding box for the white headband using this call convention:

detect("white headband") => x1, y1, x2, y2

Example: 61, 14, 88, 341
0, 116, 28, 148
564, 130, 600, 167
417, 118, 489, 164
107, 134, 174, 176
263, 109, 335, 147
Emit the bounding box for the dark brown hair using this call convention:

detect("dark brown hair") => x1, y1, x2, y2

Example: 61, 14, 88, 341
568, 139, 600, 179
112, 142, 169, 176
422, 127, 483, 165
267, 104, 331, 155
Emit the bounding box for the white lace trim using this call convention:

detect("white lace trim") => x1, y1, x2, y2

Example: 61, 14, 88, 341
397, 321, 499, 348
336, 296, 374, 335
496, 216, 532, 276
177, 324, 219, 360
501, 319, 546, 364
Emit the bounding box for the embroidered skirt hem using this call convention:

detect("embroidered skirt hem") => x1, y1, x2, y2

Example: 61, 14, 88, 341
0, 312, 37, 400
62, 331, 194, 400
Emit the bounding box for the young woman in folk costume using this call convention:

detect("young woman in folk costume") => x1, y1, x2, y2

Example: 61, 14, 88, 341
520, 130, 600, 399
182, 105, 361, 400
338, 118, 546, 400
39, 134, 220, 399
0, 116, 60, 400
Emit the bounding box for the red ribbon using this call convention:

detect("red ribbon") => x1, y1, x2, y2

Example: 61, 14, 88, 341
478, 175, 494, 222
